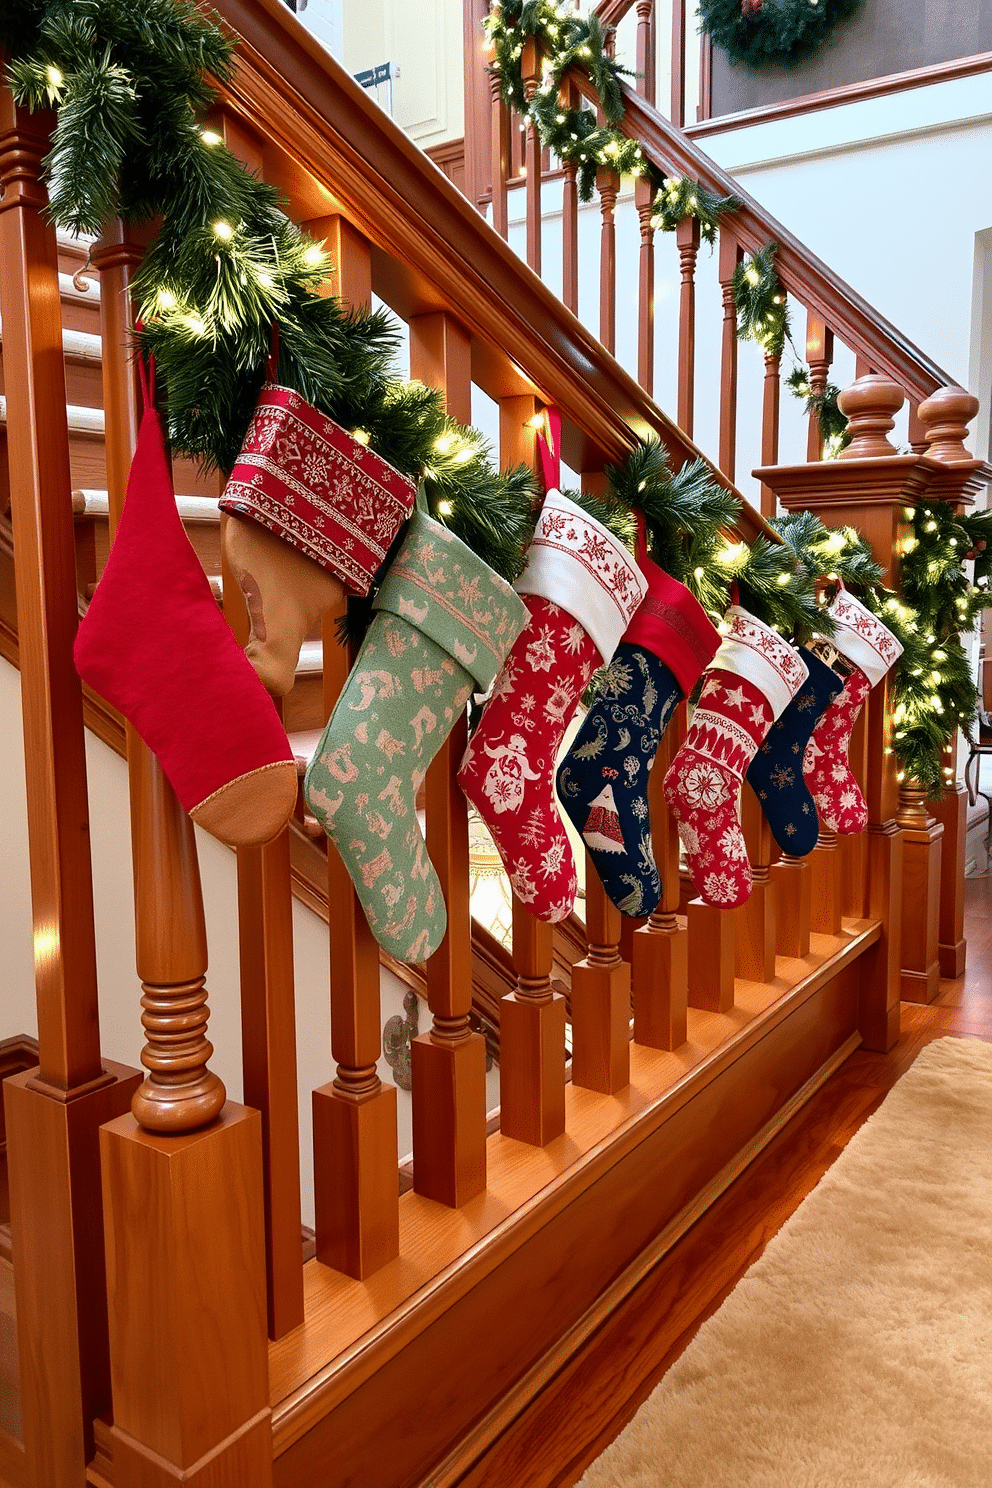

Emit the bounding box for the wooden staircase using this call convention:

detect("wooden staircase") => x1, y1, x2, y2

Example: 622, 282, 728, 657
0, 3, 986, 1487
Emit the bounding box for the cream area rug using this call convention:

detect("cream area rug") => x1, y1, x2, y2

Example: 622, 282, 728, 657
580, 1037, 992, 1488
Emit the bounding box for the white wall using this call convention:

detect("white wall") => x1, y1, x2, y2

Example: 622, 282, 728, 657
341, 0, 464, 147
0, 657, 503, 1227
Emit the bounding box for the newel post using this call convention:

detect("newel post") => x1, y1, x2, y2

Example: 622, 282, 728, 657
755, 375, 929, 1050
920, 388, 990, 976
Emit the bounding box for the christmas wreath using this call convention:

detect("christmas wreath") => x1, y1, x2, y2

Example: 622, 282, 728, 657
699, 0, 864, 70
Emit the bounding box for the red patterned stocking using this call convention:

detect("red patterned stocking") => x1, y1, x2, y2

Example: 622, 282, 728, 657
664, 607, 808, 907
803, 589, 903, 834
458, 491, 646, 922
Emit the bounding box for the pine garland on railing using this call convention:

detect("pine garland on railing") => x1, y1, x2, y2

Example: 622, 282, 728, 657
1, 0, 542, 583
650, 175, 740, 246
735, 244, 850, 453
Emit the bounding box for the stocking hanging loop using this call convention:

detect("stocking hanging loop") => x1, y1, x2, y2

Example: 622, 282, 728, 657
267, 320, 280, 382
536, 405, 562, 497
133, 318, 155, 410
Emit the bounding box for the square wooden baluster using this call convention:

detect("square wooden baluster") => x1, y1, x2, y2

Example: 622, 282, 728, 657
570, 865, 630, 1095
736, 784, 776, 983
771, 854, 812, 959
809, 827, 843, 935
633, 721, 688, 1050
687, 899, 735, 1013
500, 906, 566, 1146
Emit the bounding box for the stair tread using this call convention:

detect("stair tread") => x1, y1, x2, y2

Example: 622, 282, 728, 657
0, 397, 104, 434
0, 318, 102, 362
72, 488, 220, 521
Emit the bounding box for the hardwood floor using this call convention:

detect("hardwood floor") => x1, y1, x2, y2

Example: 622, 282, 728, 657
457, 871, 992, 1488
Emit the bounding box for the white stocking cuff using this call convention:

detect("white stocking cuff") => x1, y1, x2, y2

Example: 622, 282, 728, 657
827, 589, 904, 686
708, 606, 809, 722
515, 491, 647, 663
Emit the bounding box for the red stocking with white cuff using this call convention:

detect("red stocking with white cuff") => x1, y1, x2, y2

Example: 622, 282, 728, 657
458, 490, 647, 922
663, 606, 809, 908
803, 588, 903, 834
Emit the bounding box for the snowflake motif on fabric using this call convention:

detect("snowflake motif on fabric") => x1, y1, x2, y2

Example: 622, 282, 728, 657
803, 670, 873, 834
460, 595, 599, 924
664, 667, 781, 909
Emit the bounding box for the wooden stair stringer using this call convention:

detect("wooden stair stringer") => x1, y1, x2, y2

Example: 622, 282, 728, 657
265, 919, 877, 1488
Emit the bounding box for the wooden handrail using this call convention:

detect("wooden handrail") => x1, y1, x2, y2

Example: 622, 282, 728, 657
209, 0, 773, 544
605, 78, 954, 403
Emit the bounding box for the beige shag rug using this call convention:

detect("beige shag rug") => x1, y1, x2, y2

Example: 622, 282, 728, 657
580, 1037, 992, 1488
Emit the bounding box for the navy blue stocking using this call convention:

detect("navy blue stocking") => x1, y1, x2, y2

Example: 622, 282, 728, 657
557, 642, 680, 917
745, 647, 842, 856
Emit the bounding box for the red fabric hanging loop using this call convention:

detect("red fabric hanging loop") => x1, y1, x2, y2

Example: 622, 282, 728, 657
133, 320, 155, 411
634, 507, 648, 566
267, 320, 280, 382
536, 404, 562, 495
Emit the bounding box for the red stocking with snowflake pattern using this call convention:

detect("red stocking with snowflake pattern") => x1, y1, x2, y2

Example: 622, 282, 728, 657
803, 588, 903, 833
663, 606, 808, 907
458, 490, 647, 921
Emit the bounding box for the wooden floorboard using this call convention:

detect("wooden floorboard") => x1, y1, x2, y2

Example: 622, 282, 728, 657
456, 871, 992, 1488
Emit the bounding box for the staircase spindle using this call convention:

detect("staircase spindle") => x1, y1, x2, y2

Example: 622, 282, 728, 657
409, 311, 488, 1206
632, 706, 688, 1049
760, 350, 781, 517
669, 0, 684, 124
840, 706, 869, 918
636, 0, 657, 108
490, 71, 510, 240
311, 222, 399, 1277
636, 177, 657, 394
808, 825, 843, 937
805, 313, 834, 461
687, 896, 735, 1013
894, 780, 941, 1002
498, 396, 566, 1146
569, 471, 631, 1094
561, 81, 580, 315
521, 38, 543, 274
676, 215, 700, 436
718, 229, 740, 481
737, 782, 776, 981
597, 163, 620, 356
770, 852, 812, 959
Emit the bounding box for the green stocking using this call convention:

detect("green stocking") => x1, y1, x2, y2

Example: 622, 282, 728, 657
304, 510, 527, 963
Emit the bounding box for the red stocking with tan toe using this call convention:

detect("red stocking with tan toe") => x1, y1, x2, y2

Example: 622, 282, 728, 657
74, 358, 297, 848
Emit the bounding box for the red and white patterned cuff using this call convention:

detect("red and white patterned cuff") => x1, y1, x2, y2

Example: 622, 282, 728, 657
827, 589, 904, 686
515, 490, 647, 663
220, 384, 417, 596
707, 606, 809, 721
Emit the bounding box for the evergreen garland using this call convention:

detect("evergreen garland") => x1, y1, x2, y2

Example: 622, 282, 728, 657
736, 245, 851, 452
650, 175, 740, 247
699, 0, 864, 70
485, 1, 651, 202
2, 0, 541, 583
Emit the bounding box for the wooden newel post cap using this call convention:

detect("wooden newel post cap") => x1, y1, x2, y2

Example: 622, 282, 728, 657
520, 36, 542, 90
837, 375, 904, 459
918, 386, 980, 464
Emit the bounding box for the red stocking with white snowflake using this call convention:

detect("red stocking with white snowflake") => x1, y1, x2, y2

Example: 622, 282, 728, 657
663, 606, 809, 908
458, 490, 647, 921
803, 588, 903, 833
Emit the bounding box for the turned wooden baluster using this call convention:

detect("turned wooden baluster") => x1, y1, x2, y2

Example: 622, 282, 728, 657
635, 177, 657, 395
521, 37, 542, 274
808, 823, 844, 937
560, 80, 580, 315
632, 706, 688, 1049
0, 100, 143, 1488
839, 703, 869, 918
490, 69, 510, 240
635, 0, 657, 108
209, 116, 304, 1339
805, 313, 834, 461
770, 850, 812, 959
737, 782, 776, 981
498, 396, 566, 1145
894, 780, 942, 1002
409, 310, 488, 1205
311, 221, 399, 1277
597, 161, 620, 357
669, 0, 685, 124
571, 470, 630, 1095
718, 229, 740, 482
760, 347, 781, 517
676, 214, 700, 437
